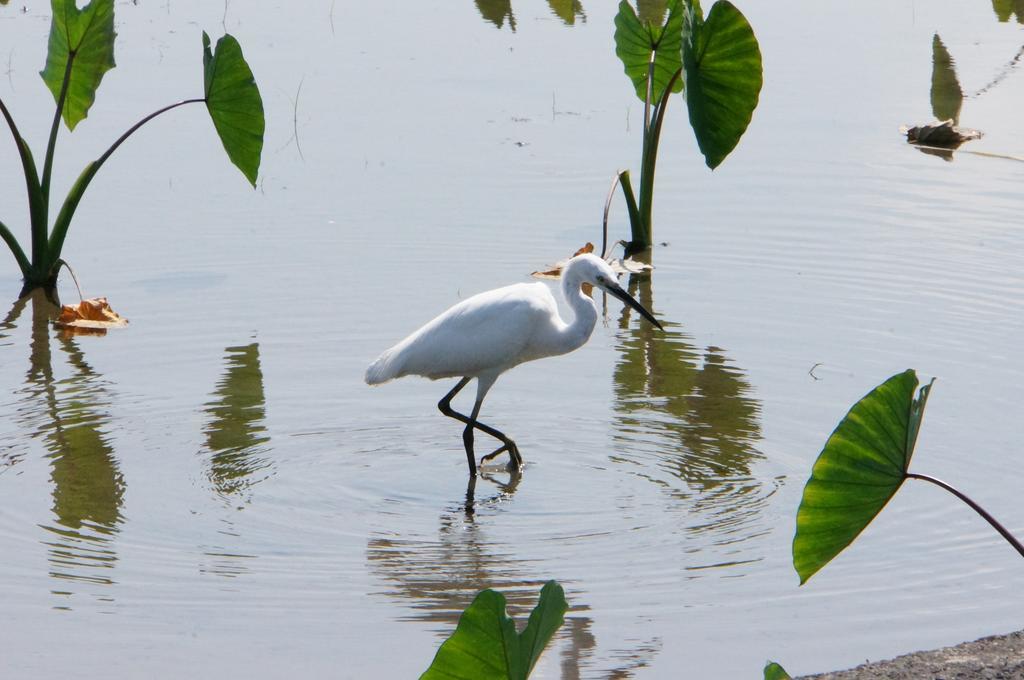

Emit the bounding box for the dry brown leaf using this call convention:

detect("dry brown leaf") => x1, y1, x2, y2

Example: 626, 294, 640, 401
531, 243, 596, 279
54, 297, 128, 335
531, 241, 654, 282
901, 120, 983, 146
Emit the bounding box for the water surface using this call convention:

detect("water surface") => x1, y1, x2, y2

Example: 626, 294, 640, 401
1, 1, 1023, 677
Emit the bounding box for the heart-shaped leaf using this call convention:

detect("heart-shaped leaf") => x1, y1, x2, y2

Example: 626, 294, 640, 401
793, 370, 934, 584
763, 661, 792, 680
40, 0, 117, 131
682, 0, 762, 169
421, 581, 567, 680
203, 32, 265, 187
614, 0, 684, 104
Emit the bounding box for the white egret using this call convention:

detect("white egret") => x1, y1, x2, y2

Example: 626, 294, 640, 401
365, 253, 663, 475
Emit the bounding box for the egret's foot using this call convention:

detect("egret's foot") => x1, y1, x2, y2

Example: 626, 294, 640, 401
479, 442, 522, 471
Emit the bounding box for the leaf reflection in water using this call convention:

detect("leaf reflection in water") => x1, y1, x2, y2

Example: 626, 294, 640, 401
931, 34, 963, 125
473, 0, 586, 30
475, 0, 516, 30
7, 291, 124, 605
202, 342, 273, 502
611, 274, 777, 565
199, 341, 272, 578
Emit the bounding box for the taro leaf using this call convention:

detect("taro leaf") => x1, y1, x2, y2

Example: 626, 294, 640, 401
793, 370, 934, 585
421, 581, 567, 680
614, 0, 684, 104
763, 662, 793, 680
40, 0, 116, 131
203, 32, 265, 187
682, 0, 762, 169
516, 582, 567, 676
931, 34, 963, 124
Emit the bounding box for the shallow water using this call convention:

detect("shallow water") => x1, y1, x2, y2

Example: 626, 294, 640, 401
1, 1, 1023, 677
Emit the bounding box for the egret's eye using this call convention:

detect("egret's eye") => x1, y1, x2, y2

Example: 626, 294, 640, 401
596, 275, 606, 284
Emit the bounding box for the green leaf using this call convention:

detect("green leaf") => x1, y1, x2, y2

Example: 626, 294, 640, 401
682, 0, 762, 169
763, 661, 793, 680
793, 370, 934, 584
614, 0, 684, 104
203, 32, 265, 187
422, 581, 567, 680
516, 582, 567, 676
39, 0, 116, 131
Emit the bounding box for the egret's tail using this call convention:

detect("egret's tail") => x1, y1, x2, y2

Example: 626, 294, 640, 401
365, 349, 400, 385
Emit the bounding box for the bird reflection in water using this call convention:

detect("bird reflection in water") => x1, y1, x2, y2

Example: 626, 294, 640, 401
611, 273, 777, 566
6, 291, 123, 607
367, 471, 659, 678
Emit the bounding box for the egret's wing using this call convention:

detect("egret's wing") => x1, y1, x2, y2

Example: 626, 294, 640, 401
377, 283, 557, 381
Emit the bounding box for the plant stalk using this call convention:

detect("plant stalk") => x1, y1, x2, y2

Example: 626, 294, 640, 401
634, 68, 682, 251
41, 50, 77, 205
618, 170, 642, 255
0, 97, 47, 276
643, 51, 656, 135
45, 97, 206, 276
0, 219, 31, 276
906, 472, 1024, 559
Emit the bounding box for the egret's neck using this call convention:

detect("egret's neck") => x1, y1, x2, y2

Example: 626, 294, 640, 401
559, 273, 598, 352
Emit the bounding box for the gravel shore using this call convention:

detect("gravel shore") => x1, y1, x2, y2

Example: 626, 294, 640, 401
798, 630, 1024, 679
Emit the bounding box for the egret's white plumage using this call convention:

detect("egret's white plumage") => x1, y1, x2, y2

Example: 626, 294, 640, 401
365, 254, 662, 474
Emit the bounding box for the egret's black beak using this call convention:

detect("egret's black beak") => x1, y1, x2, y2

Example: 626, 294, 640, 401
602, 282, 664, 331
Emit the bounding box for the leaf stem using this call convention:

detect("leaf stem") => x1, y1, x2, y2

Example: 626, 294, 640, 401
41, 50, 76, 206
636, 68, 682, 250
95, 97, 206, 170
45, 97, 205, 274
0, 97, 48, 273
0, 219, 31, 277
906, 472, 1024, 559
602, 172, 624, 258
643, 51, 655, 135
618, 170, 643, 254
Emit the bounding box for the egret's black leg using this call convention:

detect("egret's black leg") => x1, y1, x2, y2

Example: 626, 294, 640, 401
467, 397, 521, 471
438, 378, 477, 475
437, 377, 523, 474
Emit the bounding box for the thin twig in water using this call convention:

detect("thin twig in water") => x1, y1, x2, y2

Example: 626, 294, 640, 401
808, 362, 822, 381
222, 0, 230, 31
329, 0, 336, 35
274, 78, 306, 160
291, 78, 305, 161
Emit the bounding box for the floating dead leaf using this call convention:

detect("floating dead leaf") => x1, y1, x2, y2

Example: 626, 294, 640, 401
54, 297, 128, 335
531, 241, 653, 283
609, 257, 653, 276
531, 243, 595, 279
901, 120, 982, 147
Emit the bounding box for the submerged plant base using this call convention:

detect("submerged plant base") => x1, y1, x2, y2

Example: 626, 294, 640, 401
17, 280, 60, 305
